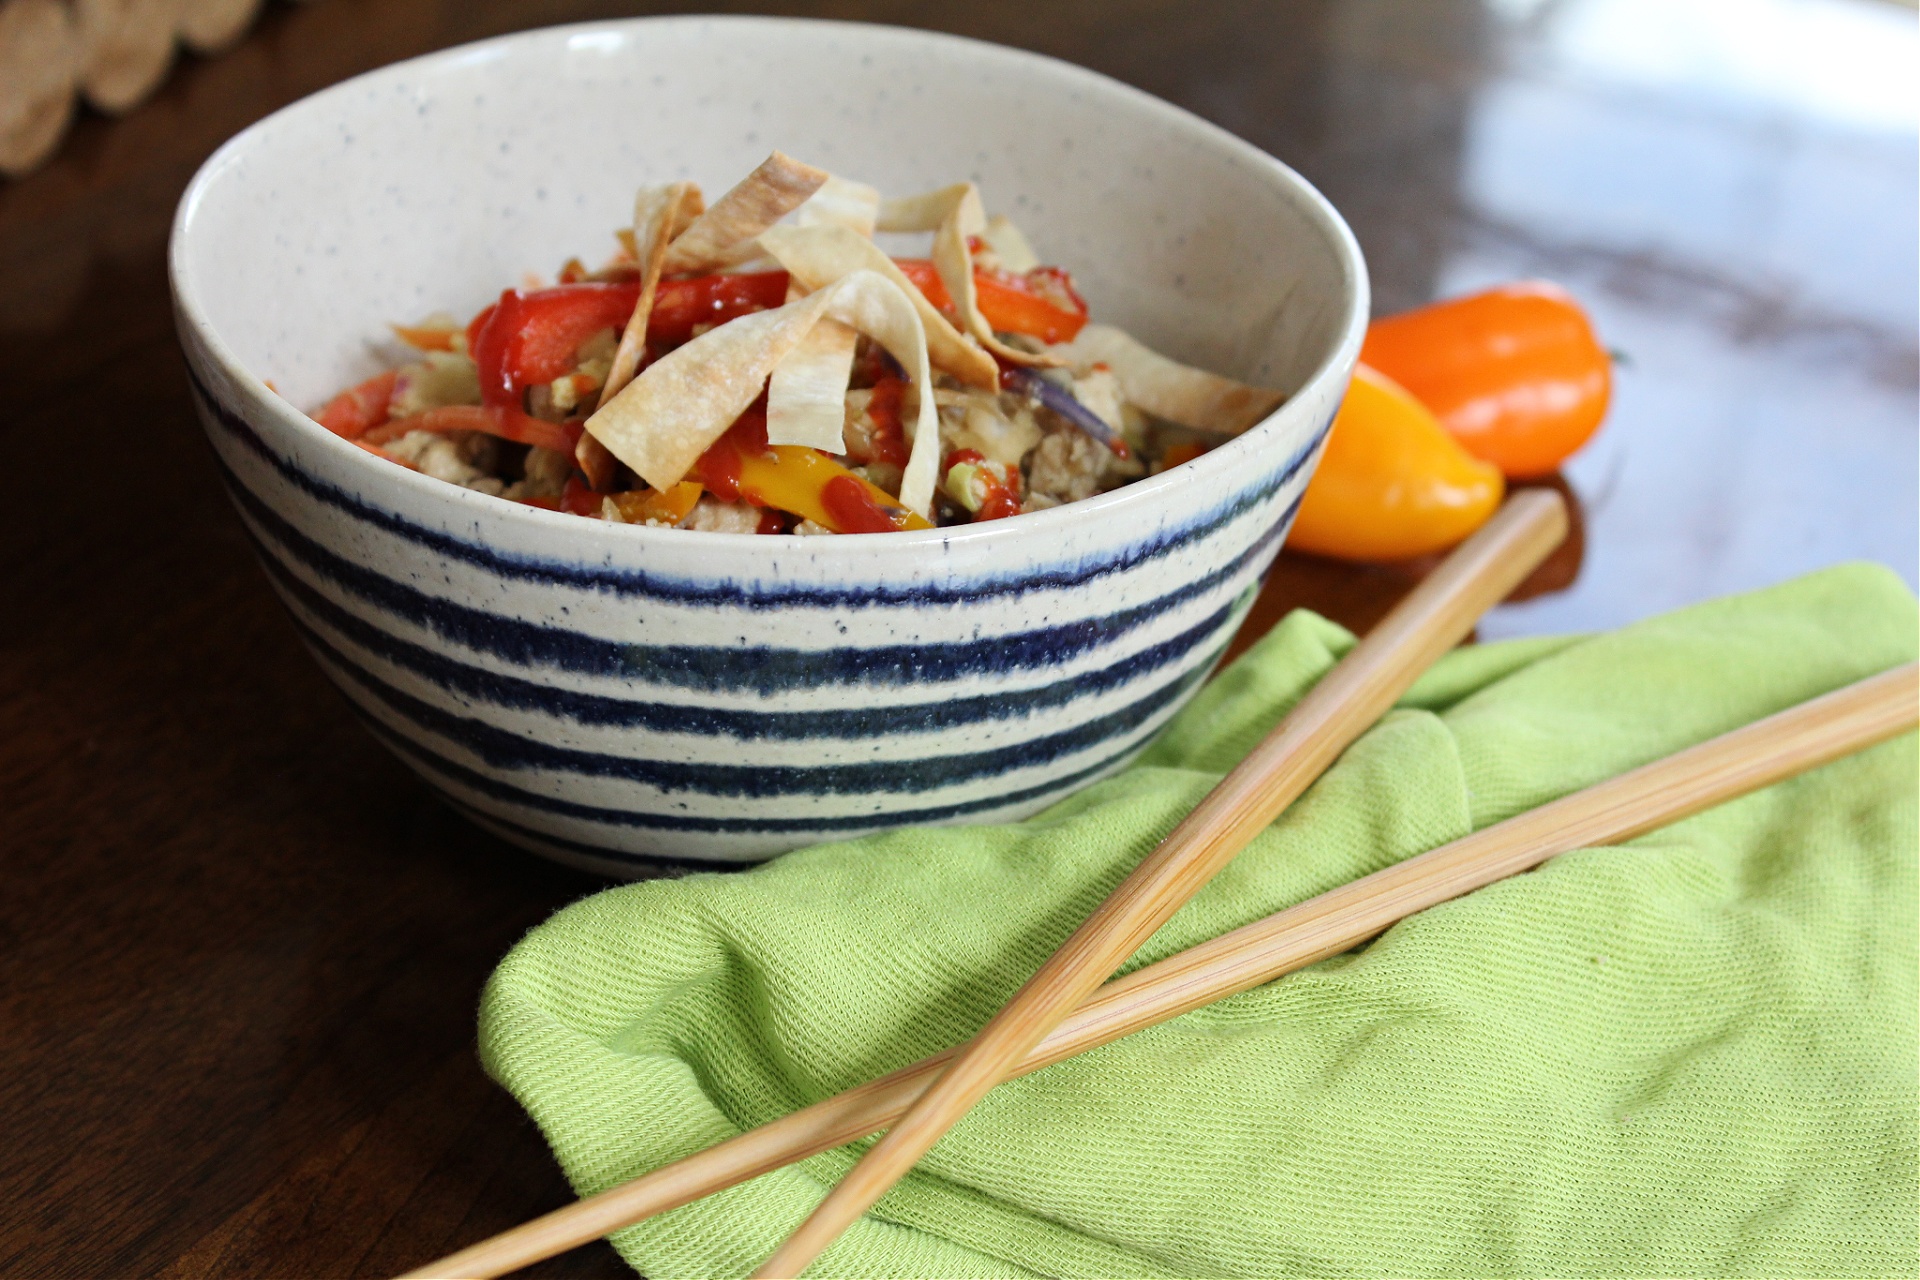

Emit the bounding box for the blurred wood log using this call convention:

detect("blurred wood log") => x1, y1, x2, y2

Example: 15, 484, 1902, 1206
0, 0, 80, 176
178, 0, 261, 54
76, 0, 181, 114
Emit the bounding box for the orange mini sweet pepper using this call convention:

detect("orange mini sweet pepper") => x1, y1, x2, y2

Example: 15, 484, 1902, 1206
1289, 363, 1505, 562
1360, 281, 1610, 478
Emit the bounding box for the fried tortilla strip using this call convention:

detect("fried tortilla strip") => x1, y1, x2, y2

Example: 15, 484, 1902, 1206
878, 183, 1061, 367
585, 269, 945, 517
766, 176, 881, 451
981, 213, 1039, 272
1049, 323, 1286, 435
601, 182, 703, 405
578, 181, 705, 487
796, 174, 882, 237
659, 151, 829, 275
758, 223, 998, 390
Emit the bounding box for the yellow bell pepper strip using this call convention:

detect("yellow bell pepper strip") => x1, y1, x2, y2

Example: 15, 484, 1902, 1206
1288, 363, 1505, 562
740, 448, 931, 533
604, 481, 705, 525
694, 410, 933, 533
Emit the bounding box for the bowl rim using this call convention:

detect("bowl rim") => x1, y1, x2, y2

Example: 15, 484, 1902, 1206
170, 13, 1369, 556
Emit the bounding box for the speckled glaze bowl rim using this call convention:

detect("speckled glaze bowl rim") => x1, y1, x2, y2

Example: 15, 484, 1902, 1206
170, 15, 1368, 560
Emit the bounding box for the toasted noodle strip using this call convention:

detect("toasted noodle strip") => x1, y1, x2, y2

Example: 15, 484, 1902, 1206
982, 214, 1039, 273
874, 185, 970, 233
579, 182, 705, 487
766, 177, 882, 451
878, 184, 1061, 367
586, 269, 944, 517
797, 174, 881, 236
758, 224, 999, 390
601, 182, 703, 405
1049, 323, 1287, 435
659, 151, 829, 276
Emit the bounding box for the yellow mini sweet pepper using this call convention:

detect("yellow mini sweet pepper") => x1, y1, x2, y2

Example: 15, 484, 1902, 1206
1289, 362, 1505, 562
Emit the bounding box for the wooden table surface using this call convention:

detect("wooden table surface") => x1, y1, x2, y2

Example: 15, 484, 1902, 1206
3, 1, 1913, 1276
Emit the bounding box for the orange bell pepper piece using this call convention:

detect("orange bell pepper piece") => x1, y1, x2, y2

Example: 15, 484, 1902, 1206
313, 369, 399, 439
892, 260, 1089, 344
1360, 281, 1610, 478
605, 481, 705, 525
1289, 363, 1505, 562
359, 404, 582, 455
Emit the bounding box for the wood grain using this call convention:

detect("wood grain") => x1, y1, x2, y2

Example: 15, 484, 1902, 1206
401, 661, 1917, 1279
750, 491, 1569, 1277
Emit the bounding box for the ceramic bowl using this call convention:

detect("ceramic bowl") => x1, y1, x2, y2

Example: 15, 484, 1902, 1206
169, 16, 1368, 873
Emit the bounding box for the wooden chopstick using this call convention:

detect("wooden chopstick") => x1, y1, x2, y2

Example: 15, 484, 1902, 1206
748, 489, 1569, 1276
400, 658, 1918, 1280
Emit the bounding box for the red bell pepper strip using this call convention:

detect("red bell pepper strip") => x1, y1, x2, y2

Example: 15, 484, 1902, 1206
559, 473, 602, 516
313, 369, 398, 439
864, 373, 909, 467
360, 404, 582, 455
469, 283, 641, 407
467, 273, 795, 409
643, 272, 792, 348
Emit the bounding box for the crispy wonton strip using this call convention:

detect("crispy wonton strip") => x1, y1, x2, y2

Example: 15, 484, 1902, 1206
1049, 323, 1287, 435
797, 174, 881, 236
766, 177, 881, 451
601, 182, 702, 406
585, 269, 944, 517
982, 214, 1039, 272
757, 224, 998, 390
659, 151, 829, 276
878, 184, 1061, 367
578, 182, 704, 487
873, 185, 966, 234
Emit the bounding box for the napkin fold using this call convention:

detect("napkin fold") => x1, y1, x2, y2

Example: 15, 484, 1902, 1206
479, 563, 1917, 1278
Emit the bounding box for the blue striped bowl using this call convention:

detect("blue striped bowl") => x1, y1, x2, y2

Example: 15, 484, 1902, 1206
169, 18, 1368, 872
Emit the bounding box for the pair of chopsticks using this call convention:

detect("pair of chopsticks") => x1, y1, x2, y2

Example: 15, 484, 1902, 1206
402, 490, 1917, 1278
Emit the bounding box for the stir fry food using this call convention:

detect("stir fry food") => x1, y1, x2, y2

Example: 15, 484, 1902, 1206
310, 152, 1285, 533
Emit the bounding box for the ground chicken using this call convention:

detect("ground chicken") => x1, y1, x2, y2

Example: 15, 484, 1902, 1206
384, 429, 503, 495
679, 496, 763, 533
1025, 426, 1108, 506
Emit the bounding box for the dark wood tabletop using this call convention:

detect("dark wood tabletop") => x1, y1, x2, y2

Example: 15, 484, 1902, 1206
3, 1, 1914, 1276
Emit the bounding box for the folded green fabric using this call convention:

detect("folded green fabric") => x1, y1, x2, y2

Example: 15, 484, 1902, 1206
479, 563, 1918, 1278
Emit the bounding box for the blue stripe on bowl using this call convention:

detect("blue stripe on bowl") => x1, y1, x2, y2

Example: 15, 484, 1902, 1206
190, 369, 1330, 608
218, 447, 1303, 692
354, 698, 1178, 833
296, 597, 1236, 796
188, 364, 1319, 863
257, 534, 1253, 739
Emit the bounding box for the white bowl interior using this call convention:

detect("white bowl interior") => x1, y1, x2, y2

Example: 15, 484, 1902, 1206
175, 16, 1361, 417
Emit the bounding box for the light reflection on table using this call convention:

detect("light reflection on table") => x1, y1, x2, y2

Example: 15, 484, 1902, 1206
1445, 0, 1917, 636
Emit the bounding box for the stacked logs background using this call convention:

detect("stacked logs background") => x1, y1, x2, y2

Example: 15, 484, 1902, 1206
0, 0, 303, 177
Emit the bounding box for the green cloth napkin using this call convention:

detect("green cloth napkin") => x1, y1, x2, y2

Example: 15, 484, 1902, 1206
479, 564, 1918, 1278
